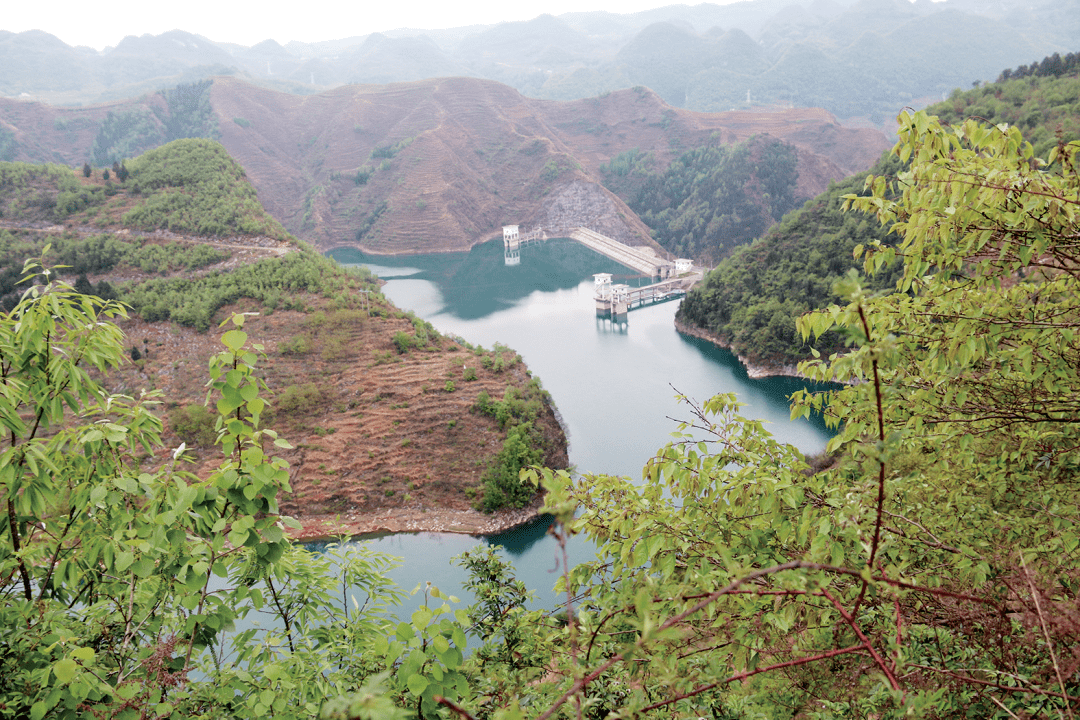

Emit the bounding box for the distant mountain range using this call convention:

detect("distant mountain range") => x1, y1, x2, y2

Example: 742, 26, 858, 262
0, 75, 890, 254
3, 0, 1078, 123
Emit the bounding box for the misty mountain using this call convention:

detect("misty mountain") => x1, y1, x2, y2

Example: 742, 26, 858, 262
1, 0, 1077, 124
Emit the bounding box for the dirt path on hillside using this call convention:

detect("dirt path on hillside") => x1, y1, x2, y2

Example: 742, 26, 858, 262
0, 220, 293, 257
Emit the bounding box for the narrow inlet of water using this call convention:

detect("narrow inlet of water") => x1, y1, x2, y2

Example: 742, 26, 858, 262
327, 239, 834, 608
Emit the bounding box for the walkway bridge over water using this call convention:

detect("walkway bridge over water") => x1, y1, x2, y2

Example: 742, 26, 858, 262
501, 225, 700, 318
591, 273, 699, 319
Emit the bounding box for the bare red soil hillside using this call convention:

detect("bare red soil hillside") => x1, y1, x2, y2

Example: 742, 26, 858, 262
209, 77, 891, 254
1, 76, 891, 255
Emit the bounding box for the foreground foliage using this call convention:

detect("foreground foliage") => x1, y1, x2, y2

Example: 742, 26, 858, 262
0, 267, 434, 719
516, 111, 1080, 718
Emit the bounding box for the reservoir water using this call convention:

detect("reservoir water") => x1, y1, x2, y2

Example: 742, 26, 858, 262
328, 239, 833, 607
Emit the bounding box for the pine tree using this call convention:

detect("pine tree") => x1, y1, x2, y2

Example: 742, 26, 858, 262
73, 274, 94, 295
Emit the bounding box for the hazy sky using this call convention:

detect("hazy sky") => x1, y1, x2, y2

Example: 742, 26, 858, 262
4, 0, 733, 50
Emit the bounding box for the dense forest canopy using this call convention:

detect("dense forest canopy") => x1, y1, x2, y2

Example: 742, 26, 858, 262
91, 80, 219, 166
675, 154, 904, 363
677, 55, 1080, 365
600, 134, 802, 263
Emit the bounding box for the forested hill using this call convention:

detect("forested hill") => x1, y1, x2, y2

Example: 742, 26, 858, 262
675, 153, 904, 364
676, 55, 1080, 368
0, 139, 569, 534
599, 134, 804, 264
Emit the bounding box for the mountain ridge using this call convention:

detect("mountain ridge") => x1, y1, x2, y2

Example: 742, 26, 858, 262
0, 75, 891, 255
3, 0, 1075, 124
209, 76, 890, 254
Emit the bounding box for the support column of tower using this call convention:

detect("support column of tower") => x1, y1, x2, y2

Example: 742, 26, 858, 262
503, 225, 520, 266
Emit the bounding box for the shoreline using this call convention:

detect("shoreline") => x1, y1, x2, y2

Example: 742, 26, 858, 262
286, 321, 813, 543
287, 499, 545, 543
673, 319, 808, 380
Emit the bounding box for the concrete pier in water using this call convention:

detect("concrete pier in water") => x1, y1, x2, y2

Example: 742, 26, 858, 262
501, 225, 700, 319
592, 273, 698, 319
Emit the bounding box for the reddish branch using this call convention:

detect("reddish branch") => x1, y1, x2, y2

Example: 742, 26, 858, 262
857, 303, 887, 572
634, 644, 866, 714
533, 560, 809, 720
908, 664, 1080, 704
821, 588, 901, 693
434, 696, 479, 720
529, 556, 1002, 720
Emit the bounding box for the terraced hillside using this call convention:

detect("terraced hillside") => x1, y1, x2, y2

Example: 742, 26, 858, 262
0, 146, 568, 537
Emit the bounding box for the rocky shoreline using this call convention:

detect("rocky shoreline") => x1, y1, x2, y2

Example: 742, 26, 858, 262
288, 500, 545, 542
673, 319, 807, 380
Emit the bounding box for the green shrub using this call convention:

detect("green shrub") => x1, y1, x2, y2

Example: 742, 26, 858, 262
472, 386, 541, 431
393, 331, 417, 354
279, 335, 311, 355
321, 336, 350, 361
276, 382, 330, 415
480, 422, 543, 511
168, 404, 218, 447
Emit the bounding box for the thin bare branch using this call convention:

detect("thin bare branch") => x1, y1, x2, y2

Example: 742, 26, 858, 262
821, 588, 901, 693
1020, 555, 1075, 720
635, 644, 866, 714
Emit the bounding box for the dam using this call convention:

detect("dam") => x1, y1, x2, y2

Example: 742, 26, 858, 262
502, 225, 693, 280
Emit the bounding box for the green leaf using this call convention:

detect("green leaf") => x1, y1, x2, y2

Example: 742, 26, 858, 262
411, 607, 432, 630
114, 550, 134, 572
53, 659, 78, 684
70, 647, 95, 663
221, 329, 248, 352
395, 622, 415, 642
406, 674, 429, 695
131, 557, 155, 578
